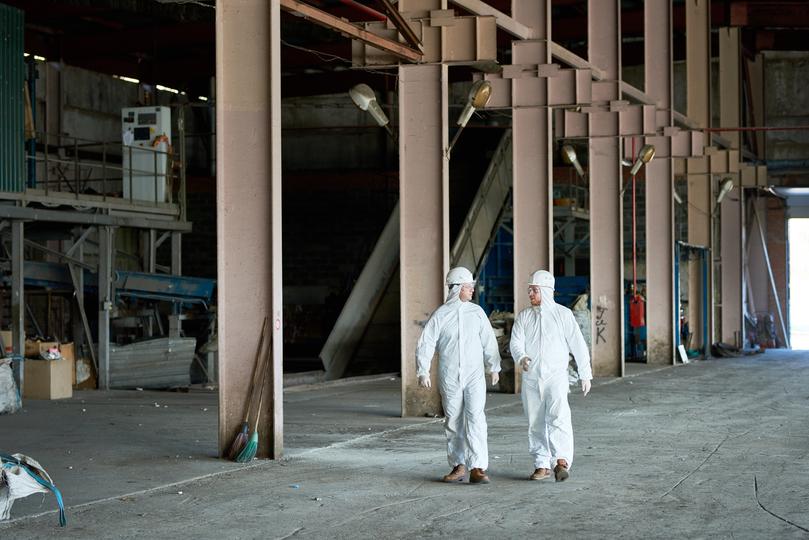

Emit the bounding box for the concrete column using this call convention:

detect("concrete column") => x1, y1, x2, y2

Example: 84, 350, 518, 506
216, 0, 283, 458
644, 0, 675, 364
400, 64, 448, 417
98, 226, 113, 390
719, 27, 743, 346
511, 0, 552, 390
686, 0, 713, 352
588, 0, 624, 376
11, 221, 24, 390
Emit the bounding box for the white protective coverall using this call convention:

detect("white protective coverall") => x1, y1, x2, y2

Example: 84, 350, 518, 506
416, 285, 501, 470
510, 285, 592, 470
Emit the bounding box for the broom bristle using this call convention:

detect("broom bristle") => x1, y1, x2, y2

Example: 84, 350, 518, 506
236, 432, 258, 463
227, 423, 249, 461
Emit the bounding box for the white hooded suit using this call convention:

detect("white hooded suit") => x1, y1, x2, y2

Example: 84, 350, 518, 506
416, 285, 501, 470
510, 284, 591, 470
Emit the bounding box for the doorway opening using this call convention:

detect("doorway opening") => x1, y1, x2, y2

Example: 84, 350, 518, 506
788, 218, 809, 348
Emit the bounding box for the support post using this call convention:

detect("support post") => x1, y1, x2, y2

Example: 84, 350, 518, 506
400, 63, 448, 417
588, 0, 624, 376
216, 0, 284, 458
11, 221, 24, 390
511, 0, 552, 391
686, 0, 713, 353
644, 0, 675, 364
171, 231, 182, 275
97, 226, 113, 390
719, 27, 743, 346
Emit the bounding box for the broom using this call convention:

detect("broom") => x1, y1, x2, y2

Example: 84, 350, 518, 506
227, 317, 269, 460
236, 331, 272, 463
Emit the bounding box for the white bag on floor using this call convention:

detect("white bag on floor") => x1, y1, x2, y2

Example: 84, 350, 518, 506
0, 360, 20, 415
0, 453, 66, 526
0, 454, 50, 520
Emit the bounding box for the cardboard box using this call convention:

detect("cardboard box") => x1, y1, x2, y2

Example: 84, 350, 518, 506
23, 358, 73, 400
25, 340, 60, 359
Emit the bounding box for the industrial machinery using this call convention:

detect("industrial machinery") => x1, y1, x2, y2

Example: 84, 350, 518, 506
121, 106, 172, 202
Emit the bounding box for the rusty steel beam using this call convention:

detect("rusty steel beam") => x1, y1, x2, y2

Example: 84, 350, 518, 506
280, 0, 422, 62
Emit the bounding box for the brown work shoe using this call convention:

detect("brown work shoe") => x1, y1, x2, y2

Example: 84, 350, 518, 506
554, 459, 569, 482
469, 468, 490, 484
442, 464, 467, 483
529, 467, 551, 481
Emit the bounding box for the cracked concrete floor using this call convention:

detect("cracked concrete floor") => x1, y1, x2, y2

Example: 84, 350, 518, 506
1, 350, 808, 538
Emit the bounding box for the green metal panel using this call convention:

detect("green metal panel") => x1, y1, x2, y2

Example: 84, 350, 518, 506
0, 3, 25, 192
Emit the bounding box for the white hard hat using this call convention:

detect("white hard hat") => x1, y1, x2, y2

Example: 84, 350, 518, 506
446, 266, 474, 286
529, 270, 554, 289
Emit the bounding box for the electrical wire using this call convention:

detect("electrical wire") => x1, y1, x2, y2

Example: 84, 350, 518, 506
280, 39, 399, 79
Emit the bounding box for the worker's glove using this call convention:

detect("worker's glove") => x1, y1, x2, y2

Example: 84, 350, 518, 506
581, 379, 591, 396
520, 357, 532, 372
418, 375, 431, 388
490, 372, 500, 386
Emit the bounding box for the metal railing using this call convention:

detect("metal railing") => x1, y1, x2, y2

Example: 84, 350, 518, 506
27, 133, 178, 204
18, 129, 185, 212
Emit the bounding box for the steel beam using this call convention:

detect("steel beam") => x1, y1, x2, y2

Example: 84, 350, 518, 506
644, 0, 675, 365
0, 205, 192, 232
353, 1, 495, 67
400, 64, 448, 417
511, 0, 552, 391
686, 0, 713, 353
11, 221, 24, 391
280, 0, 422, 62
588, 0, 623, 377
719, 27, 743, 347
216, 0, 283, 458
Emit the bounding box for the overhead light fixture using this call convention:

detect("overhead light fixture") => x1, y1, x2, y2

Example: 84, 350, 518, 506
673, 189, 683, 205
629, 144, 656, 176
561, 144, 585, 178
349, 83, 395, 140
447, 80, 492, 157
716, 178, 734, 204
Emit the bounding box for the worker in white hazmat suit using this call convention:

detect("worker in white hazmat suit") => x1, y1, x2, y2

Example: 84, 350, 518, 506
510, 269, 592, 482
416, 266, 501, 484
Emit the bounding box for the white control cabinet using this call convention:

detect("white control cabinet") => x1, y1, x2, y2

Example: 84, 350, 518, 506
122, 106, 171, 202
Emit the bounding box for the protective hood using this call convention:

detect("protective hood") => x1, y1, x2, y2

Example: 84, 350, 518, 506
445, 284, 462, 305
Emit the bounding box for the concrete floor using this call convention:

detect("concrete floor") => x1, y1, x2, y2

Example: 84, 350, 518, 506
2, 350, 808, 538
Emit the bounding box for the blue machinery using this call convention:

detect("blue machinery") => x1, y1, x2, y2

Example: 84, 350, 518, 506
674, 241, 710, 358
476, 221, 649, 361
2, 261, 215, 308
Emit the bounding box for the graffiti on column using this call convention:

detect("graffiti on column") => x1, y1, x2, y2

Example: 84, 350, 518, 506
595, 305, 608, 345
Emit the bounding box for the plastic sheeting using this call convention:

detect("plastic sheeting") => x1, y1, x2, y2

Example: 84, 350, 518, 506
0, 360, 20, 415
569, 293, 591, 385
